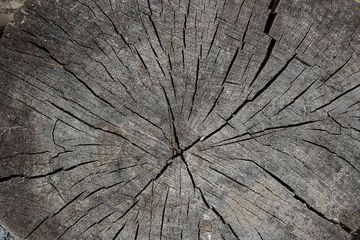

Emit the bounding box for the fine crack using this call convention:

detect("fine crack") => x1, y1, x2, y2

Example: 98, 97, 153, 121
232, 158, 353, 234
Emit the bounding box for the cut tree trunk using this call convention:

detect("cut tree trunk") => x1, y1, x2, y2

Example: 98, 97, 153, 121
0, 0, 359, 239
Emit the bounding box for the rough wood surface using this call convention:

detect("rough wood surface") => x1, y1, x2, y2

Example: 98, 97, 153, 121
0, 0, 360, 239
0, 0, 25, 37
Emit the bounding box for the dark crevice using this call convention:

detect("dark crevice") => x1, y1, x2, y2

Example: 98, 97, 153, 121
248, 38, 276, 88
202, 47, 239, 122
167, 54, 172, 70
202, 87, 224, 123
209, 166, 268, 198
321, 55, 352, 83
53, 190, 86, 217
24, 216, 49, 239
55, 203, 101, 240
0, 160, 96, 183
134, 46, 151, 75
181, 137, 202, 153
49, 102, 157, 158
99, 212, 115, 225
182, 49, 185, 68
112, 221, 127, 240
52, 119, 66, 151
268, 0, 281, 11
188, 58, 201, 120
264, 0, 281, 34
183, 22, 187, 49
244, 98, 272, 123
352, 228, 360, 240
28, 40, 117, 109
221, 48, 239, 85
150, 42, 158, 58
293, 195, 352, 233
119, 33, 132, 51
93, 39, 111, 61
80, 222, 97, 236
161, 85, 181, 151
217, 113, 237, 130
133, 160, 173, 199
295, 56, 313, 67
160, 187, 170, 240
93, 1, 120, 35
169, 73, 177, 98
211, 207, 240, 239
155, 59, 166, 79
264, 12, 277, 34
256, 229, 264, 240
56, 201, 105, 239
234, 0, 246, 24
28, 40, 65, 65
191, 153, 213, 164
274, 80, 316, 115
84, 180, 124, 199
0, 26, 5, 38
207, 24, 219, 57
180, 154, 197, 192
186, 0, 191, 16
114, 201, 139, 223
234, 158, 352, 234
202, 54, 296, 142
238, 54, 253, 83
134, 222, 140, 240
0, 91, 52, 120
197, 221, 201, 240
213, 119, 320, 147
179, 155, 239, 239
294, 23, 313, 51
312, 83, 360, 112
241, 8, 253, 50
148, 16, 165, 52
63, 95, 121, 127
0, 150, 49, 160
94, 60, 135, 101
156, 58, 168, 79
22, 29, 38, 39
107, 163, 147, 174
301, 139, 360, 174
146, 0, 153, 15
124, 105, 171, 143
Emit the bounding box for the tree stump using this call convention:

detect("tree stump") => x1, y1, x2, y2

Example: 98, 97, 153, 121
0, 0, 359, 239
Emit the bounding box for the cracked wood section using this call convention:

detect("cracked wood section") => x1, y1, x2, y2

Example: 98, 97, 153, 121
0, 0, 359, 239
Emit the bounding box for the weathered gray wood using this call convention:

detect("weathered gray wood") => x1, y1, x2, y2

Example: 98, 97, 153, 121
0, 0, 359, 239
0, 0, 24, 37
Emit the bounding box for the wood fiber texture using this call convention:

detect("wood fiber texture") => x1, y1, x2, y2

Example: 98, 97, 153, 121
0, 0, 359, 239
0, 0, 25, 36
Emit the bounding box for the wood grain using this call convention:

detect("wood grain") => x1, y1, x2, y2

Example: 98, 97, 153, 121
0, 0, 359, 239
